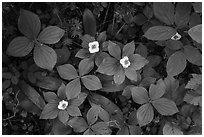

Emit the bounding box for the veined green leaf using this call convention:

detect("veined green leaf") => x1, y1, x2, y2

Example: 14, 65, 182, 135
66, 78, 81, 100
38, 26, 65, 44
91, 122, 111, 135
131, 86, 149, 104
184, 45, 202, 66
166, 51, 186, 76
188, 24, 202, 44
149, 83, 166, 100
144, 26, 176, 41
52, 118, 72, 135
7, 36, 34, 57
83, 9, 96, 37
163, 122, 183, 135
81, 75, 102, 90
68, 117, 88, 133
33, 43, 57, 71
79, 58, 94, 76
57, 64, 78, 80
18, 9, 41, 39
86, 105, 101, 125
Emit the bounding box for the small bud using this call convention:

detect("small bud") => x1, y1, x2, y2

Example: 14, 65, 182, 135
120, 56, 131, 68
88, 41, 99, 53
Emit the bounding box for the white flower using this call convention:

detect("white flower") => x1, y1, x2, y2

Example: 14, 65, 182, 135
171, 32, 181, 40
58, 100, 68, 110
88, 41, 99, 53
120, 56, 131, 68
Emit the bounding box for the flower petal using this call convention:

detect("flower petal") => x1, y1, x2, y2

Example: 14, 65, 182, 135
58, 110, 69, 124
40, 102, 59, 119
97, 57, 119, 75
129, 54, 149, 70
125, 67, 138, 81
81, 34, 95, 48
108, 41, 121, 60
122, 41, 135, 57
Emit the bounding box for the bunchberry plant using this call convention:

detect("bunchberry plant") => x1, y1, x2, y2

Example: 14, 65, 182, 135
97, 41, 149, 85
6, 9, 65, 71
40, 83, 87, 124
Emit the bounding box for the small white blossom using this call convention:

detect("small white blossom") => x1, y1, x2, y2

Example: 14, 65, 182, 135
58, 100, 68, 110
120, 56, 131, 68
171, 32, 182, 40
88, 41, 99, 53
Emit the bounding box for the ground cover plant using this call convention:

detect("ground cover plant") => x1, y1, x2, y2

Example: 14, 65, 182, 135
2, 2, 202, 135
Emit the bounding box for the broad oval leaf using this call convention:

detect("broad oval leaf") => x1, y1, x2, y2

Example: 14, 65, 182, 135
7, 36, 34, 57
38, 26, 65, 44
69, 92, 88, 107
66, 78, 81, 100
52, 118, 72, 135
40, 102, 59, 119
87, 105, 101, 125
43, 92, 58, 103
152, 98, 179, 115
174, 2, 192, 28
128, 125, 142, 135
91, 122, 111, 135
163, 122, 183, 135
55, 46, 70, 65
34, 44, 57, 71
188, 24, 202, 44
67, 105, 82, 117
18, 9, 41, 39
57, 64, 78, 80
79, 58, 94, 76
131, 86, 149, 104
81, 75, 102, 90
144, 26, 177, 41
184, 45, 202, 66
58, 110, 69, 124
149, 83, 166, 100
18, 80, 45, 110
122, 41, 135, 57
108, 41, 121, 60
137, 103, 154, 127
68, 117, 88, 133
153, 2, 174, 25
166, 51, 186, 76
193, 2, 202, 13
83, 9, 96, 37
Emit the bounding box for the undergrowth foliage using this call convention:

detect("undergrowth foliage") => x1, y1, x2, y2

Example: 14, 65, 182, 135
2, 2, 202, 135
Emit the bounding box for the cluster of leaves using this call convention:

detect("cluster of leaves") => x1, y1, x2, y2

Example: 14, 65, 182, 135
2, 2, 202, 135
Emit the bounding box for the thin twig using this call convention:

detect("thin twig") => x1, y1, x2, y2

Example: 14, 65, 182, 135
114, 22, 126, 39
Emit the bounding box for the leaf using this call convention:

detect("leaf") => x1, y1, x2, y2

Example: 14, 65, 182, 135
163, 122, 183, 135
108, 41, 121, 60
43, 92, 58, 103
174, 2, 192, 28
68, 117, 88, 133
40, 102, 59, 119
7, 36, 34, 57
57, 64, 78, 80
66, 78, 81, 100
67, 105, 82, 116
149, 83, 165, 100
128, 125, 142, 135
83, 9, 96, 37
18, 80, 45, 110
91, 122, 111, 135
113, 67, 125, 85
36, 76, 62, 91
97, 31, 107, 42
98, 108, 110, 122
131, 86, 149, 104
58, 110, 69, 124
95, 51, 110, 66
153, 2, 174, 25
79, 58, 94, 76
128, 110, 138, 125
81, 75, 102, 90
117, 125, 129, 135
122, 41, 135, 57
188, 24, 202, 44
97, 57, 119, 75
37, 26, 65, 44
137, 103, 154, 127
152, 98, 179, 115
88, 93, 124, 128
165, 40, 183, 50
33, 44, 57, 71
55, 46, 71, 65
184, 45, 202, 66
185, 74, 202, 90
52, 118, 72, 135
166, 51, 186, 76
83, 129, 95, 135
189, 13, 202, 28
144, 26, 177, 41
69, 92, 87, 107
87, 105, 101, 125
18, 9, 40, 39
183, 93, 202, 106
75, 49, 91, 59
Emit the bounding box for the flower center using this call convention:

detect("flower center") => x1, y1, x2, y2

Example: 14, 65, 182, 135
171, 32, 181, 40
88, 41, 99, 53
120, 56, 131, 68
58, 100, 68, 110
